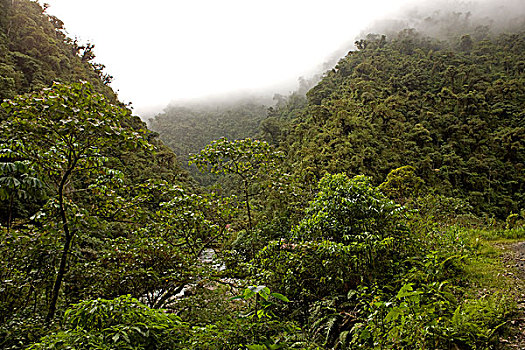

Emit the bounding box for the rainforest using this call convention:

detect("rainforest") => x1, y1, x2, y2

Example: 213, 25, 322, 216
0, 0, 524, 349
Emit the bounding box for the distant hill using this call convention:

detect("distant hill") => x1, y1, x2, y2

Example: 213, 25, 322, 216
150, 101, 269, 167
148, 80, 316, 184
283, 28, 524, 217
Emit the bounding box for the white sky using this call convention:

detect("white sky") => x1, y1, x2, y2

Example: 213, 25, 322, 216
41, 0, 416, 116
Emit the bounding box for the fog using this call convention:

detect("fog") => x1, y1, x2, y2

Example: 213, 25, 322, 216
42, 0, 411, 117
361, 0, 525, 40
164, 0, 525, 115
42, 0, 525, 118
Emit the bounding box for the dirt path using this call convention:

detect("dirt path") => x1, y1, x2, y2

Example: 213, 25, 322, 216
498, 242, 525, 348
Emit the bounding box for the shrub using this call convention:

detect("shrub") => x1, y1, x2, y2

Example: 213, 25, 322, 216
254, 174, 411, 312
29, 295, 188, 349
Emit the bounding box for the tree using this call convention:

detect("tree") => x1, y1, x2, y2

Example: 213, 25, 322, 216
255, 174, 410, 306
190, 137, 283, 232
378, 165, 424, 205
0, 81, 149, 321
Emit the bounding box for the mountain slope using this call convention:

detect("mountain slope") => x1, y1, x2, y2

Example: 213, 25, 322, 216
0, 0, 115, 101
284, 29, 524, 217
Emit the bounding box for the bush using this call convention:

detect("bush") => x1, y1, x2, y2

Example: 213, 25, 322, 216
29, 295, 188, 349
254, 174, 411, 312
348, 284, 511, 349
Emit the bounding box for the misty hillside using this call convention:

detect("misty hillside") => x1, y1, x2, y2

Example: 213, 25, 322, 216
150, 102, 268, 167
283, 28, 524, 218
148, 77, 317, 183
152, 25, 524, 218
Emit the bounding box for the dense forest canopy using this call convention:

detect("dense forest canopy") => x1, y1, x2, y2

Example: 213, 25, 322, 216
1, 1, 525, 349
283, 28, 524, 218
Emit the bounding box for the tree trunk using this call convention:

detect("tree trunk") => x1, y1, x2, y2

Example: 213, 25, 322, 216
243, 180, 256, 257
243, 180, 253, 232
46, 167, 75, 323
46, 232, 72, 322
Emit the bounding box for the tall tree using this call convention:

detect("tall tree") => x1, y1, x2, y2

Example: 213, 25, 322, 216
0, 81, 150, 321
190, 137, 283, 232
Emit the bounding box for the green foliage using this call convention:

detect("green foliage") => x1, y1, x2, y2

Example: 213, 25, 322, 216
348, 283, 511, 349
61, 180, 233, 307
0, 0, 115, 101
378, 165, 424, 204
255, 239, 361, 311
29, 295, 188, 349
190, 137, 284, 239
294, 173, 407, 245
186, 317, 304, 350
452, 225, 525, 241
0, 148, 44, 229
1, 81, 150, 321
28, 290, 300, 350
413, 193, 474, 223
0, 225, 59, 346
190, 137, 283, 181
0, 153, 42, 201
261, 92, 308, 147
505, 212, 523, 230
304, 222, 514, 350
252, 172, 517, 349
215, 286, 303, 350
254, 173, 411, 311
1, 81, 149, 183
285, 29, 525, 218
231, 285, 290, 320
